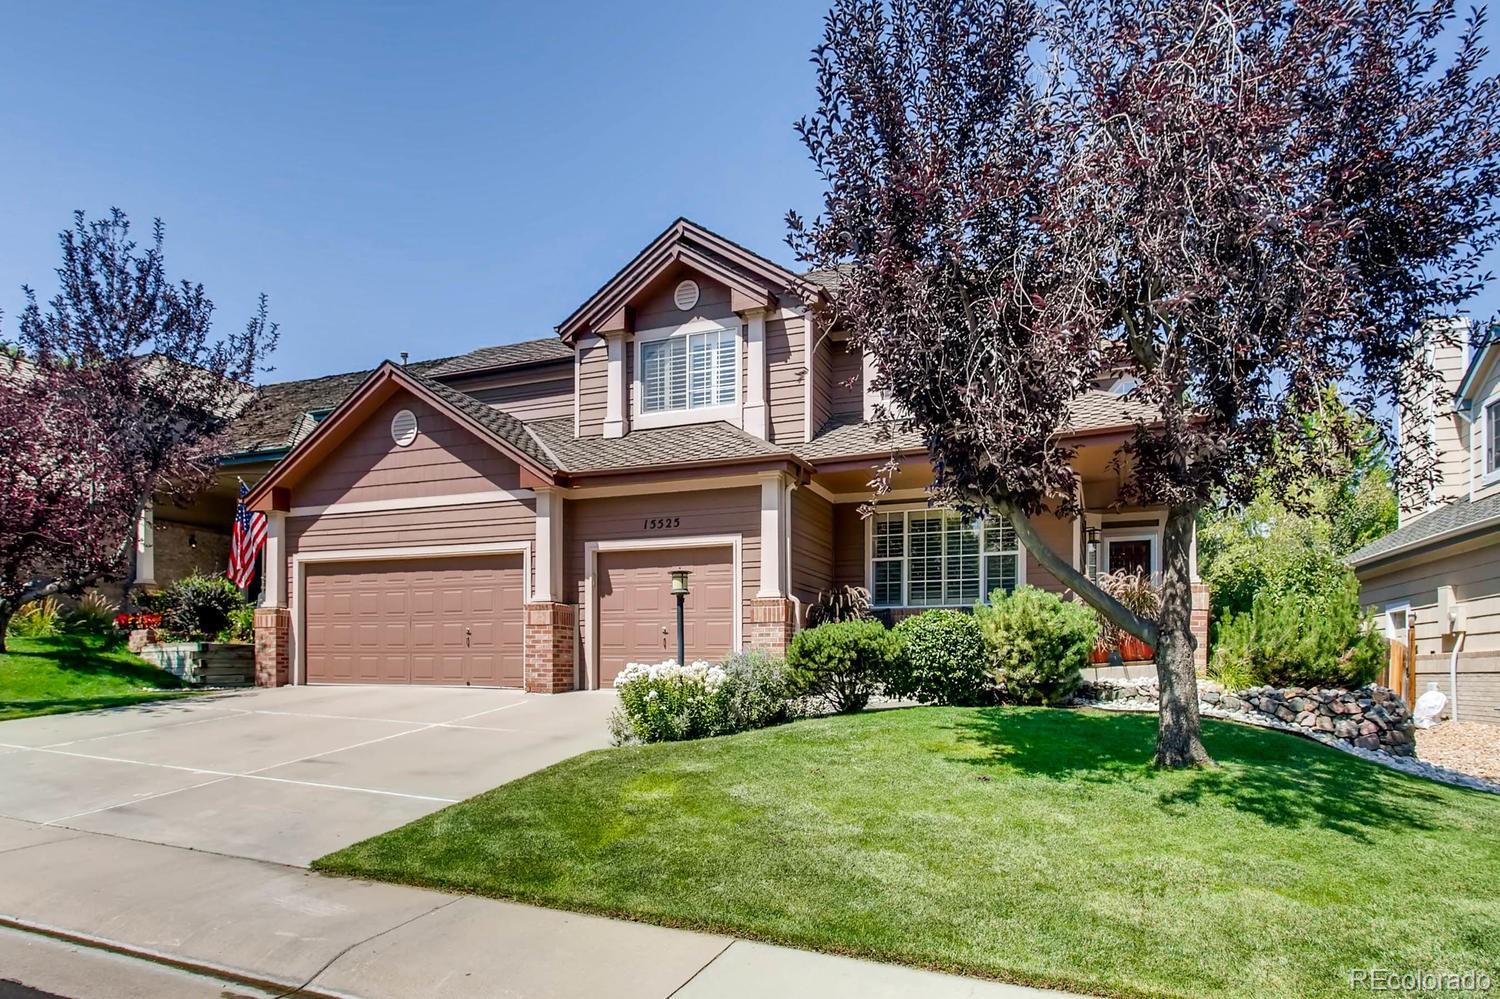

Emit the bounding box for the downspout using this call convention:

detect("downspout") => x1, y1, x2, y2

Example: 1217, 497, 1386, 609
1448, 629, 1465, 724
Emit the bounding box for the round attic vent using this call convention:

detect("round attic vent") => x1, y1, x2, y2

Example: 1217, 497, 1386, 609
673, 279, 700, 311
391, 409, 419, 447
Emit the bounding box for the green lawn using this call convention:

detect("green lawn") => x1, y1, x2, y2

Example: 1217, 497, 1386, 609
0, 635, 191, 720
316, 707, 1500, 999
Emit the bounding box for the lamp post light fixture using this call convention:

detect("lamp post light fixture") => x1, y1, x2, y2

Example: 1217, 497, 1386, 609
669, 569, 692, 665
1085, 526, 1101, 581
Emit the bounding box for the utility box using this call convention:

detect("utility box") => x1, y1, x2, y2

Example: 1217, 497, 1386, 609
1436, 585, 1467, 635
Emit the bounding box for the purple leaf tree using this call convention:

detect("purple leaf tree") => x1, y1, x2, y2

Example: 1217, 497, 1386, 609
0, 210, 276, 650
790, 0, 1500, 765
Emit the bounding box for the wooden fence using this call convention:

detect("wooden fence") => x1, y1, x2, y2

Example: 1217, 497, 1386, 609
1384, 621, 1418, 708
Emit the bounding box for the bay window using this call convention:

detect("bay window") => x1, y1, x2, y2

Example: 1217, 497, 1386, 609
639, 324, 737, 416
870, 509, 1022, 608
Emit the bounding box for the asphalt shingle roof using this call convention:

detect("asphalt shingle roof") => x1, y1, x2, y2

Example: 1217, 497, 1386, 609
401, 368, 562, 472
226, 361, 449, 455
426, 338, 572, 378
1348, 492, 1500, 566
526, 417, 785, 473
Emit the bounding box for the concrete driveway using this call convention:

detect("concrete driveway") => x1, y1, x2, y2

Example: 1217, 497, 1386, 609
0, 685, 616, 866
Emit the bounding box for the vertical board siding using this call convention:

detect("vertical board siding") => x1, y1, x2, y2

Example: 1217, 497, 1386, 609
790, 488, 834, 604
565, 487, 761, 677
767, 314, 807, 444
292, 391, 522, 508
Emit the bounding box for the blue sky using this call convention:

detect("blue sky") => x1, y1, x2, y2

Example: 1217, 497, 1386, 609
1, 2, 1496, 384
0, 1, 828, 381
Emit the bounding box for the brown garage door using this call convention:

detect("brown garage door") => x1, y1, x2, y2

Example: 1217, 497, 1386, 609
304, 555, 525, 686
596, 546, 735, 685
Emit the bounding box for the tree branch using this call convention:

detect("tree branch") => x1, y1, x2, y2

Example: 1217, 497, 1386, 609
996, 500, 1160, 646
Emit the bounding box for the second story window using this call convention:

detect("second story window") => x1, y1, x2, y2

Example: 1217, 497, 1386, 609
639, 324, 738, 416
1487, 398, 1500, 478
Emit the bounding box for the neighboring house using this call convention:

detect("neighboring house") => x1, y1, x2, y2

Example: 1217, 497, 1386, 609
155, 219, 1206, 692
1351, 319, 1500, 724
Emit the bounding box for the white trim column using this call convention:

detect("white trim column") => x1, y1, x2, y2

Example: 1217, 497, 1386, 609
603, 332, 627, 439
533, 487, 565, 602
133, 501, 155, 586
742, 308, 769, 440
758, 471, 789, 597
260, 512, 285, 607
801, 309, 816, 442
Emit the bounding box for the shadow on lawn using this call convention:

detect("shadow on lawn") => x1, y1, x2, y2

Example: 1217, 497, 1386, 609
949, 707, 1447, 841
11, 635, 185, 688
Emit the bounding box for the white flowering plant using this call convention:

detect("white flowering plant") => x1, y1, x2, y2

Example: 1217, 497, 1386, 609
608, 652, 798, 745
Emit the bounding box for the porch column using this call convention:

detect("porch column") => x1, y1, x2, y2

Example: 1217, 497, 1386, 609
260, 512, 285, 608
532, 488, 564, 603
603, 332, 627, 439
132, 500, 155, 586
750, 471, 795, 654
743, 308, 769, 440
801, 309, 816, 442
526, 487, 576, 693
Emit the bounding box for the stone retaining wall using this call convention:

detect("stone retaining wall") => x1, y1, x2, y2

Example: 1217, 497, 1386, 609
1080, 678, 1416, 757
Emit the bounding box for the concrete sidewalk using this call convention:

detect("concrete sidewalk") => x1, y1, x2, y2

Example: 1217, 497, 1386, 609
0, 817, 1072, 999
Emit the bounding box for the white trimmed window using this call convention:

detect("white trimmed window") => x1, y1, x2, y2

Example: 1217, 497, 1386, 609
870, 509, 1022, 608
640, 326, 736, 415
1486, 397, 1500, 479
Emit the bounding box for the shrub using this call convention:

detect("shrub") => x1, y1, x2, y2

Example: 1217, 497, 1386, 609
8, 598, 61, 638
719, 649, 798, 731
609, 652, 801, 745
222, 604, 256, 644
889, 610, 991, 705
804, 585, 872, 627
787, 619, 898, 713
1209, 574, 1385, 690
609, 659, 732, 744
975, 585, 1098, 705
60, 593, 119, 637
153, 573, 251, 641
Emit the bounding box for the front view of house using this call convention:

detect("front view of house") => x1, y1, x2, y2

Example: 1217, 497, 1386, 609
243, 220, 1208, 692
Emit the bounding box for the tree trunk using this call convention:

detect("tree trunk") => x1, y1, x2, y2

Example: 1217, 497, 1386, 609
0, 606, 11, 654
1154, 504, 1213, 768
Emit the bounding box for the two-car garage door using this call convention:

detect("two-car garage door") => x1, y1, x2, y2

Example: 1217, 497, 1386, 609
304, 555, 525, 686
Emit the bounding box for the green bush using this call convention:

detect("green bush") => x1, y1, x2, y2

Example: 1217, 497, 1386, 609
1209, 574, 1384, 690
608, 652, 799, 744
974, 585, 1097, 705
889, 610, 991, 705
8, 598, 61, 638
221, 604, 256, 644
153, 573, 251, 642
719, 650, 798, 731
787, 619, 899, 713
60, 593, 120, 637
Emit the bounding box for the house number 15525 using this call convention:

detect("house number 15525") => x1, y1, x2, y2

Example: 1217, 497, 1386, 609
643, 517, 680, 530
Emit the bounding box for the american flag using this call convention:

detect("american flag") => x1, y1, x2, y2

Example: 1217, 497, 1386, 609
228, 482, 268, 589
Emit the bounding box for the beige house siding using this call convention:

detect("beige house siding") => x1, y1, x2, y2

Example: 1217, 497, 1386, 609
1024, 511, 1077, 596
767, 314, 806, 444
1359, 538, 1500, 723
564, 487, 762, 680
1468, 359, 1500, 503
291, 392, 522, 508
790, 488, 834, 605
633, 271, 736, 332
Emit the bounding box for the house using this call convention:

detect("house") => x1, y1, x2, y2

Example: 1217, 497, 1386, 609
153, 219, 1207, 692
1350, 319, 1500, 723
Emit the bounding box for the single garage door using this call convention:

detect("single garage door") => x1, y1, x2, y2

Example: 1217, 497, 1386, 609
596, 546, 735, 685
304, 555, 525, 686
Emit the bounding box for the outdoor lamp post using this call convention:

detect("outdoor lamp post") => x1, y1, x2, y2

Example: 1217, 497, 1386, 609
1085, 526, 1101, 581
669, 569, 691, 665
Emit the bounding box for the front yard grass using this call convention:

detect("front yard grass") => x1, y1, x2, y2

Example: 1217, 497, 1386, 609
0, 635, 191, 720
315, 707, 1500, 999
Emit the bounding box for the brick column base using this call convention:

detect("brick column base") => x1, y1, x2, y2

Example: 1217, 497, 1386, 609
1190, 582, 1211, 674
747, 597, 796, 655
253, 607, 291, 687
525, 602, 576, 694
